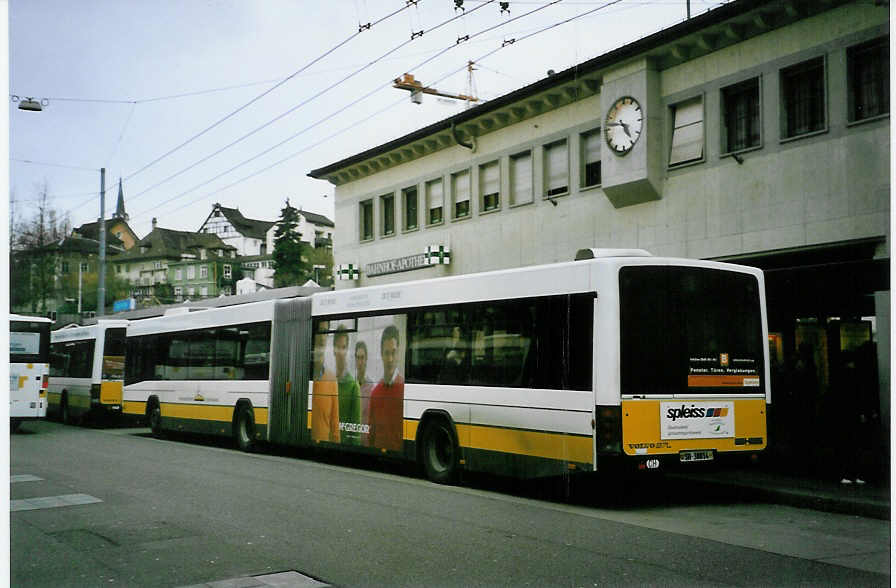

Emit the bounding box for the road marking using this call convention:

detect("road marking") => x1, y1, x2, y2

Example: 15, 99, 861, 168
11, 494, 103, 512
180, 570, 329, 587
10, 474, 43, 483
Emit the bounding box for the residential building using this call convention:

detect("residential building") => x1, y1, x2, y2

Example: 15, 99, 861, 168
113, 218, 236, 303
198, 203, 276, 256
310, 1, 890, 474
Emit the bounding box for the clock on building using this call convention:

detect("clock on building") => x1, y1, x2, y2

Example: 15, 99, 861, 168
604, 96, 643, 155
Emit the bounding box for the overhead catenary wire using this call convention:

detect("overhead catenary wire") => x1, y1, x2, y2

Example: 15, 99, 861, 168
120, 1, 416, 184
125, 0, 497, 209
132, 0, 632, 224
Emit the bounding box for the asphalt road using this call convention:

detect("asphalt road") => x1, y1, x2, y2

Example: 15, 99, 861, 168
10, 420, 890, 587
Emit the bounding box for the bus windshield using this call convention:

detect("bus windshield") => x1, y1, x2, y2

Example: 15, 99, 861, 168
619, 266, 764, 396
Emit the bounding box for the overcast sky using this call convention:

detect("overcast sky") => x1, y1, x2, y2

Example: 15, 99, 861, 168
9, 0, 729, 240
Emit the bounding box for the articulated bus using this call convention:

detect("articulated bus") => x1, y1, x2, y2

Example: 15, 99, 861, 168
48, 320, 128, 424
123, 251, 770, 482
9, 314, 52, 432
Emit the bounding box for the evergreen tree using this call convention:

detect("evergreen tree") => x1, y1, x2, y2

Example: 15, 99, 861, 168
272, 199, 311, 287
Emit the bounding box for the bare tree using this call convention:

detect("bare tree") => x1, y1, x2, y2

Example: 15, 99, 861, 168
10, 182, 72, 312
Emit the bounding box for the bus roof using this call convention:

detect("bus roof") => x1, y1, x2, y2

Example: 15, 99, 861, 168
312, 255, 764, 317
10, 314, 54, 324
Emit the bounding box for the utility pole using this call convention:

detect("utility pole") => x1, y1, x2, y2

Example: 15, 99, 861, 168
78, 262, 82, 315
97, 168, 106, 317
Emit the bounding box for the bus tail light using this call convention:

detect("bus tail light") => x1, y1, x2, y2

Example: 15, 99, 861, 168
41, 374, 49, 396
596, 405, 621, 454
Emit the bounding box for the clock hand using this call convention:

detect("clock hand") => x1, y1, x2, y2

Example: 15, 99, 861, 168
619, 121, 632, 138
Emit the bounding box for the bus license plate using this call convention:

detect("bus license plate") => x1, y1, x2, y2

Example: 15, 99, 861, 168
680, 450, 713, 463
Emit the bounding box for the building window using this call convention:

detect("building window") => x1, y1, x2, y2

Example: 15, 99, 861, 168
187, 265, 196, 280
260, 244, 266, 255
509, 150, 533, 206
543, 139, 568, 197
200, 265, 208, 279
174, 286, 182, 300
848, 37, 889, 122
426, 178, 444, 225
61, 261, 70, 274
224, 264, 232, 279
781, 56, 826, 139
402, 186, 418, 231
380, 193, 395, 236
80, 262, 89, 272
580, 129, 601, 188
154, 261, 163, 270
188, 287, 195, 297
200, 286, 208, 297
722, 77, 761, 153
669, 96, 704, 167
451, 169, 471, 219
479, 160, 500, 212
360, 199, 374, 241
175, 268, 183, 281
200, 249, 207, 260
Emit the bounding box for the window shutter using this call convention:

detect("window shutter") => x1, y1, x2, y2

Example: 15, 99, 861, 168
428, 179, 443, 210
510, 152, 532, 204
669, 97, 704, 166
453, 170, 470, 203
545, 141, 568, 194
582, 131, 601, 166
480, 161, 499, 196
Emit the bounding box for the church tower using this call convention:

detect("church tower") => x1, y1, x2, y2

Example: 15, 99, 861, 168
113, 177, 129, 221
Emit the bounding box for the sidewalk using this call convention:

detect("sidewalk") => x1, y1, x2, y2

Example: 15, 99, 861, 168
674, 468, 890, 520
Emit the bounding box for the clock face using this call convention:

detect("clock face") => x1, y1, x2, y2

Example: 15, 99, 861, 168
604, 96, 643, 155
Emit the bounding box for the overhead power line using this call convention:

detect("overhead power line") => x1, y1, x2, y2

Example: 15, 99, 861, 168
126, 0, 496, 209
129, 0, 597, 223
120, 1, 415, 184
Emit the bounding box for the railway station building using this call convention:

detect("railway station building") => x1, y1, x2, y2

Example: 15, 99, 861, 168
310, 0, 890, 478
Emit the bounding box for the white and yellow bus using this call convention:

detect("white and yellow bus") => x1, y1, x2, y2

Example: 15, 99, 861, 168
9, 314, 52, 432
122, 251, 769, 482
48, 320, 128, 424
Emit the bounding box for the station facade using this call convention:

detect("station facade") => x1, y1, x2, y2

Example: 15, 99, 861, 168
310, 0, 890, 477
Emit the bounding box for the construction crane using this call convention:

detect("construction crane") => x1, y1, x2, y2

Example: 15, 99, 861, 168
393, 68, 479, 106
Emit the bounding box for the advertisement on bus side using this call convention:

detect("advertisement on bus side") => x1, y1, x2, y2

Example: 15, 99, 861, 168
311, 315, 406, 452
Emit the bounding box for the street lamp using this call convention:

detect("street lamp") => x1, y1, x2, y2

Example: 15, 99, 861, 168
12, 96, 46, 111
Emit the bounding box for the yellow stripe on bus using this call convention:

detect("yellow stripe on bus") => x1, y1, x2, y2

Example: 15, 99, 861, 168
305, 411, 591, 463
123, 401, 146, 415
160, 403, 269, 425
457, 423, 592, 463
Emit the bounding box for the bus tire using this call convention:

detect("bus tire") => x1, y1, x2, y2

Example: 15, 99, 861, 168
421, 417, 459, 484
235, 404, 257, 453
147, 400, 164, 439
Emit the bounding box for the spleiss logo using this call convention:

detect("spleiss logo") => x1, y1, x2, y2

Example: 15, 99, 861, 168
666, 405, 729, 422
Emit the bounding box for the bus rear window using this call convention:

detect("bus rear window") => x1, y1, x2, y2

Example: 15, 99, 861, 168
619, 266, 764, 396
10, 320, 50, 363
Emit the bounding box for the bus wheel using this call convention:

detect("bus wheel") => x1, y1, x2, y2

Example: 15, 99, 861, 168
148, 401, 164, 438
10, 419, 21, 433
235, 405, 256, 453
421, 418, 459, 484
